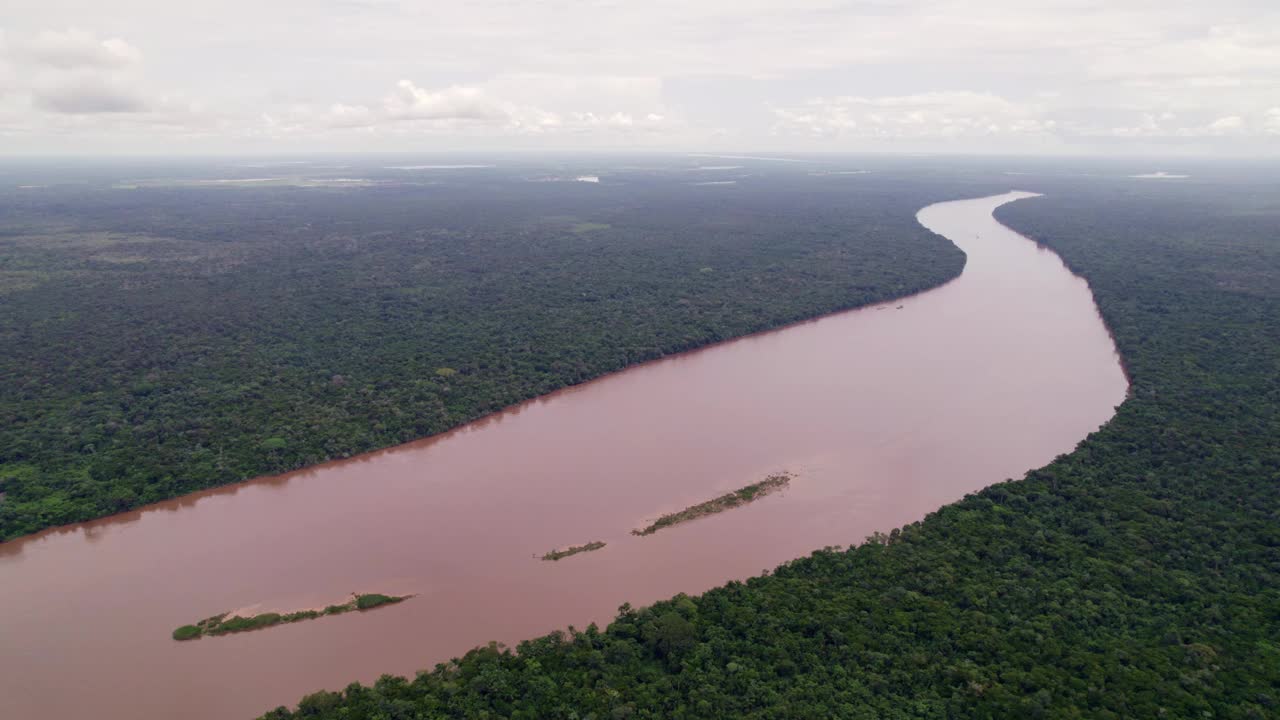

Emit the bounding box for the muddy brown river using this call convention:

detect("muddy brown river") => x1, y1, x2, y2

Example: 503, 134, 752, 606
0, 192, 1127, 719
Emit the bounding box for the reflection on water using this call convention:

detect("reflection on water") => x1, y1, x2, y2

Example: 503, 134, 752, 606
0, 193, 1127, 720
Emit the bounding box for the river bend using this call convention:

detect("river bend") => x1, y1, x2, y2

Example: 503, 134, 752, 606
0, 192, 1127, 719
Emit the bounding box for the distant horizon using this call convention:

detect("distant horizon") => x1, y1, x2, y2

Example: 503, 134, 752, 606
2, 149, 1278, 162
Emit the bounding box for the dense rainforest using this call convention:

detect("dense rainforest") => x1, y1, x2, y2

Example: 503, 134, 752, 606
259, 170, 1279, 719
0, 166, 972, 539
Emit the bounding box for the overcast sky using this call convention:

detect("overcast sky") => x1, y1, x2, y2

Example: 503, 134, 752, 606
1, 1, 1277, 155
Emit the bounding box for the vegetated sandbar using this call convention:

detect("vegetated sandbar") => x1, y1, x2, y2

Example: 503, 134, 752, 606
541, 540, 607, 561
632, 473, 791, 537
172, 593, 409, 641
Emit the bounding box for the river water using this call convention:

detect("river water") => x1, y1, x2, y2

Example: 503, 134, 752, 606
0, 192, 1127, 719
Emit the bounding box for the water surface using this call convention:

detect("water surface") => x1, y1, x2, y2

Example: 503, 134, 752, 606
0, 192, 1127, 719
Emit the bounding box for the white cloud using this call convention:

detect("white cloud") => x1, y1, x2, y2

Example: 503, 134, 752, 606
485, 74, 664, 114
18, 29, 142, 69
0, 2, 1278, 153
772, 92, 1053, 140
1088, 23, 1280, 81
1070, 110, 1276, 140
1, 29, 154, 118
32, 78, 147, 113
323, 102, 377, 129
1266, 108, 1280, 135
385, 81, 510, 123
1207, 115, 1245, 133
260, 76, 674, 141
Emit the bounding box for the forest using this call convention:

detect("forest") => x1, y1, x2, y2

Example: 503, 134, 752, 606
256, 172, 1280, 718
0, 170, 969, 539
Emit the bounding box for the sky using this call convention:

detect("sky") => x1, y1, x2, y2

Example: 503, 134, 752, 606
1, 0, 1278, 156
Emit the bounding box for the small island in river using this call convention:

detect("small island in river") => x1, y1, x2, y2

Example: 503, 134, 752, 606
541, 540, 607, 561
172, 593, 410, 641
632, 473, 791, 536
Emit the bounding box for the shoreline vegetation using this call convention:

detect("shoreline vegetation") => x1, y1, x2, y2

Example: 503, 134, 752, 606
0, 181, 965, 542
541, 541, 607, 561
632, 473, 791, 537
172, 593, 409, 641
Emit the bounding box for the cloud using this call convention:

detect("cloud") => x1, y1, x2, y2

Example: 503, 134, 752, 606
322, 102, 377, 128
0, 29, 152, 116
772, 91, 1280, 149
1049, 108, 1280, 141
2, 2, 1279, 153
18, 29, 142, 70
269, 76, 673, 141
385, 81, 510, 122
1207, 115, 1244, 133
1088, 23, 1280, 81
772, 91, 1052, 139
32, 79, 147, 114
1266, 108, 1280, 135
485, 74, 664, 114
376, 77, 670, 133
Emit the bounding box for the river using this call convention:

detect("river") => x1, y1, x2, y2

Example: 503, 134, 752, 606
0, 192, 1127, 719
